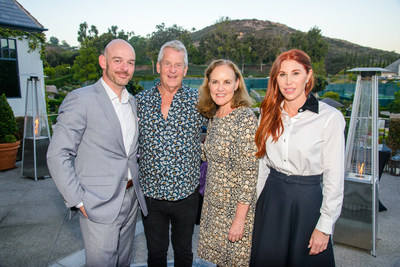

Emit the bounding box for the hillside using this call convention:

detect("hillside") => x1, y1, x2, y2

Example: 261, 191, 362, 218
190, 19, 399, 74
191, 19, 295, 41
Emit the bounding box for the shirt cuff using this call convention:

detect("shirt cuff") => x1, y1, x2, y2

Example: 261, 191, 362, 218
316, 216, 334, 235
75, 202, 83, 209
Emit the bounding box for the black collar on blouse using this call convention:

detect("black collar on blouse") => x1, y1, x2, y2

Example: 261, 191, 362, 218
298, 93, 319, 114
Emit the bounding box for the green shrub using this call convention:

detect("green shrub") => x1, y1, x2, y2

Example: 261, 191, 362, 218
15, 116, 25, 161
15, 116, 24, 141
312, 75, 328, 93
322, 91, 340, 101
0, 93, 18, 143
2, 134, 17, 143
47, 98, 64, 114
46, 74, 74, 88
388, 119, 400, 155
126, 79, 144, 95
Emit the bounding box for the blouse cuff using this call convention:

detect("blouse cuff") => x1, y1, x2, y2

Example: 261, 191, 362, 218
316, 216, 334, 235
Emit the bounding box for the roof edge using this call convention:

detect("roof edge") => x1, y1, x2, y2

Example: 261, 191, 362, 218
14, 0, 46, 30
0, 22, 47, 32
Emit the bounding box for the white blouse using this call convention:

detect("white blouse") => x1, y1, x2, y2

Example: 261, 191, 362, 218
257, 100, 346, 234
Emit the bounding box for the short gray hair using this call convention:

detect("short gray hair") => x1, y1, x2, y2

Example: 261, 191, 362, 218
157, 40, 188, 67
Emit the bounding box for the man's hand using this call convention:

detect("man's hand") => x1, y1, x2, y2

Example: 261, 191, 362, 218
308, 228, 330, 255
228, 218, 245, 242
79, 206, 88, 218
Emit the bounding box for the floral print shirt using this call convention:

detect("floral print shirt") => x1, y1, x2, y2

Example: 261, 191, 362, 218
136, 83, 207, 201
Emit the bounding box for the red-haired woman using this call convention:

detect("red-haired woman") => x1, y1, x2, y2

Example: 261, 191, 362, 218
250, 49, 345, 266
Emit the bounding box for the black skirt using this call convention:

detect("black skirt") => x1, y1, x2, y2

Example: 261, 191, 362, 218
250, 168, 335, 267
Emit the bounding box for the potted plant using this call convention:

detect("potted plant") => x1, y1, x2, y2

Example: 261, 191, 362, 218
0, 93, 21, 170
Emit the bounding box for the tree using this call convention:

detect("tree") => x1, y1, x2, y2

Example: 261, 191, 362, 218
289, 31, 307, 52
146, 23, 191, 73
126, 79, 144, 95
312, 60, 327, 77
238, 37, 253, 74
197, 19, 245, 66
253, 35, 283, 71
198, 30, 240, 62
77, 22, 89, 44
77, 22, 102, 45
288, 27, 329, 63
71, 39, 100, 83
313, 76, 328, 94
387, 91, 400, 113
304, 27, 329, 62
49, 36, 59, 46
354, 52, 359, 67
44, 44, 78, 67
289, 27, 329, 92
89, 25, 99, 38
312, 60, 328, 93
129, 35, 148, 64
61, 40, 70, 48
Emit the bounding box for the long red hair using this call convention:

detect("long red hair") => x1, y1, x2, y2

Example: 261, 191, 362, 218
255, 49, 314, 158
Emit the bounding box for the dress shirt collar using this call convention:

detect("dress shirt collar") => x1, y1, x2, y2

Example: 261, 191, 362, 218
280, 93, 319, 117
101, 78, 130, 104
298, 93, 319, 114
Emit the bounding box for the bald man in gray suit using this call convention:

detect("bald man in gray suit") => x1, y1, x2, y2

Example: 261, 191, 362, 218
47, 39, 147, 267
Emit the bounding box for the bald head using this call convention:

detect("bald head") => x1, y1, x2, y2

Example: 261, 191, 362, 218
103, 39, 135, 58
99, 39, 136, 93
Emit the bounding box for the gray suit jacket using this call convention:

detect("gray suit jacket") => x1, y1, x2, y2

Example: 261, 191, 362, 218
47, 80, 147, 224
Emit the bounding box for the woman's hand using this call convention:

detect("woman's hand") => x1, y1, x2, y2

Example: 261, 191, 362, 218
308, 228, 330, 255
228, 218, 245, 242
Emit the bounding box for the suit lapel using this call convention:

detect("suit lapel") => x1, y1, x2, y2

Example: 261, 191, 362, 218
127, 96, 139, 157
94, 81, 126, 154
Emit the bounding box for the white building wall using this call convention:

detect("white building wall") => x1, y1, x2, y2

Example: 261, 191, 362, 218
7, 38, 45, 117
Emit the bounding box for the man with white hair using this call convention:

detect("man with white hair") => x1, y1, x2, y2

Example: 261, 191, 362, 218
136, 40, 206, 267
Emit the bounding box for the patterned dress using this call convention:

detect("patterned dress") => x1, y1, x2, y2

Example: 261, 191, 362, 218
198, 107, 258, 266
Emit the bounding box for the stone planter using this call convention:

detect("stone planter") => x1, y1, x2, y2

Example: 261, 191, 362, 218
0, 140, 21, 171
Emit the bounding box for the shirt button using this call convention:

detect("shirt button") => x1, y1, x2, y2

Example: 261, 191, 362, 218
124, 177, 128, 181
299, 108, 303, 112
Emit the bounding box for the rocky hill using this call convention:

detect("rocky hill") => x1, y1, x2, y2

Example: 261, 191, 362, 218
191, 19, 399, 74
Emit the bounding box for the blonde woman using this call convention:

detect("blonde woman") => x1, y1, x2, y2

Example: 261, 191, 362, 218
197, 59, 258, 266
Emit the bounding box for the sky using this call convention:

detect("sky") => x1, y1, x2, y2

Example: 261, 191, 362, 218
17, 0, 400, 53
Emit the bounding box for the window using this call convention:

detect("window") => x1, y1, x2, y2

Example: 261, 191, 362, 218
0, 38, 20, 97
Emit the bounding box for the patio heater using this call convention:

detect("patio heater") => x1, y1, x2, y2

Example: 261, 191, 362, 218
333, 68, 388, 256
21, 74, 51, 181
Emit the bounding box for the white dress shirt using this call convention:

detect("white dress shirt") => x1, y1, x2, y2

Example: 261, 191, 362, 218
257, 100, 345, 234
76, 79, 135, 209
101, 78, 136, 164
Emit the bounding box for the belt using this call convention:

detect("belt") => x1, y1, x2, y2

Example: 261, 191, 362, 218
126, 179, 133, 190
269, 168, 322, 185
